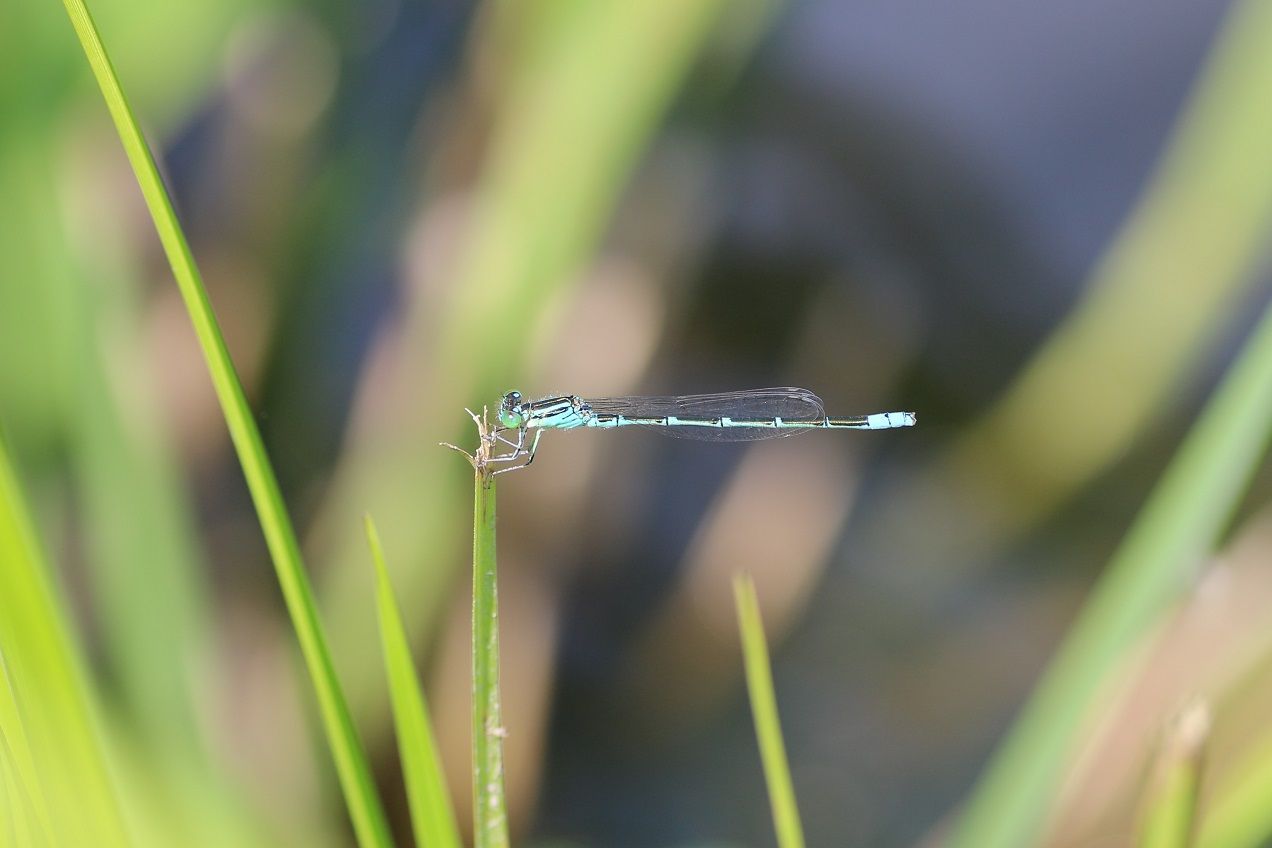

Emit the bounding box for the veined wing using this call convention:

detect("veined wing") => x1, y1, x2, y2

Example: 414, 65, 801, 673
583, 387, 826, 441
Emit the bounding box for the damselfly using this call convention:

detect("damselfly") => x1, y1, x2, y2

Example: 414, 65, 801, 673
483, 387, 915, 473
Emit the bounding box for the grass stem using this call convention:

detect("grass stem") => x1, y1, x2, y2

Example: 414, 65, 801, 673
366, 515, 463, 848
471, 463, 508, 848
734, 574, 805, 848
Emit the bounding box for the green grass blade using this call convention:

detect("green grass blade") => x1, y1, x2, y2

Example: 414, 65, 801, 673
951, 297, 1272, 848
0, 647, 55, 847
1137, 703, 1210, 848
55, 2, 392, 845
471, 467, 508, 848
0, 748, 16, 848
1197, 730, 1272, 848
733, 574, 806, 848
0, 434, 129, 847
0, 743, 23, 848
366, 515, 463, 848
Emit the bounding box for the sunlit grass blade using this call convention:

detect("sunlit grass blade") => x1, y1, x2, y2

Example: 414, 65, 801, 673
733, 574, 806, 848
55, 2, 391, 845
0, 749, 18, 848
0, 647, 55, 847
0, 435, 129, 847
366, 515, 463, 848
471, 466, 508, 848
951, 297, 1272, 848
1197, 730, 1272, 848
1137, 702, 1210, 848
0, 744, 24, 848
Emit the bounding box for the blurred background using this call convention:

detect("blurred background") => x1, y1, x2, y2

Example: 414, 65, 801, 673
4, 0, 1272, 845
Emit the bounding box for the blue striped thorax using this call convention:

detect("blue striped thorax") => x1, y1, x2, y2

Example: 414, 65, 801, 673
524, 395, 593, 429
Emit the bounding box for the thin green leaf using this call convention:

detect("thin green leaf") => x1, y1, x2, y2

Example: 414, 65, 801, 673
366, 515, 463, 848
55, 2, 391, 845
951, 297, 1272, 848
0, 648, 55, 847
1196, 729, 1272, 848
471, 467, 508, 848
1137, 703, 1210, 848
733, 574, 806, 848
0, 745, 22, 848
0, 435, 128, 847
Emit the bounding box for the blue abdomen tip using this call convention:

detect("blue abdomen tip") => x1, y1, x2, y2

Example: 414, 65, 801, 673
868, 411, 917, 429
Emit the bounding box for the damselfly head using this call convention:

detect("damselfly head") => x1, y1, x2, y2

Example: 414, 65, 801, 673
497, 390, 526, 428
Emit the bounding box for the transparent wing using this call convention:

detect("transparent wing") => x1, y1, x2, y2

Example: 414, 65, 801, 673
584, 387, 825, 441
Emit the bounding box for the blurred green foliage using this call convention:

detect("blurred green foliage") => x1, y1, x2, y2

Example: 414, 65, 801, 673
318, 0, 736, 731
0, 435, 127, 847
3, 0, 1272, 845
953, 295, 1272, 847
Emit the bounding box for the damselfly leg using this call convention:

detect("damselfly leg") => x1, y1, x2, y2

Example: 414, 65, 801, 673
491, 427, 524, 454
487, 426, 543, 475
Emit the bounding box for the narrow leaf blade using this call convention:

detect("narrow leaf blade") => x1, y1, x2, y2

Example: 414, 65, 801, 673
734, 574, 806, 848
366, 515, 462, 848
